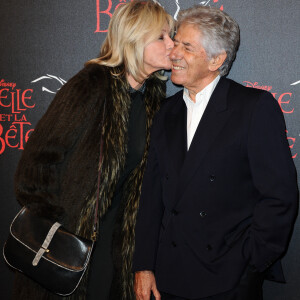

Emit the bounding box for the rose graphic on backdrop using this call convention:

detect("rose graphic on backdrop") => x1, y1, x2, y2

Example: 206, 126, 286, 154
173, 0, 223, 19
291, 80, 300, 86
31, 75, 66, 94
243, 80, 298, 159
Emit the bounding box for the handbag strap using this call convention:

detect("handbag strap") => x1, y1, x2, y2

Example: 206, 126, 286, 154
32, 222, 62, 266
91, 99, 106, 241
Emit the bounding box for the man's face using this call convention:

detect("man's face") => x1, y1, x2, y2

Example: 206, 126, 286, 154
170, 23, 215, 93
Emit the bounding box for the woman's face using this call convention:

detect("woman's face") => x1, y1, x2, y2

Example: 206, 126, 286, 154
143, 23, 174, 76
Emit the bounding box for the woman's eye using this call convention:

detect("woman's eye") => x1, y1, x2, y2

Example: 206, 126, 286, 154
158, 35, 164, 40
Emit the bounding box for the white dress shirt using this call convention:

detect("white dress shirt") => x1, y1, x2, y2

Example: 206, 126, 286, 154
183, 75, 220, 150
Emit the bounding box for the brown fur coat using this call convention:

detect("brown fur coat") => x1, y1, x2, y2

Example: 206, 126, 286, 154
12, 63, 165, 299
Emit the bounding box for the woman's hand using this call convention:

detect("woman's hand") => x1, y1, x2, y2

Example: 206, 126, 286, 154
134, 271, 160, 300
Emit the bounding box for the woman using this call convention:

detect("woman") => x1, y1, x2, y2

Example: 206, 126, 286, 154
12, 1, 174, 299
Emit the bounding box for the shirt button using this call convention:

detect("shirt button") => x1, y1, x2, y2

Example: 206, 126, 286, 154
172, 209, 178, 216
172, 241, 177, 247
206, 244, 212, 251
199, 211, 207, 218
165, 174, 169, 180
209, 175, 216, 182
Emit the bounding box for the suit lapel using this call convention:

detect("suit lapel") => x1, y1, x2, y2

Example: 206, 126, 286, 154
165, 91, 187, 174
177, 78, 232, 202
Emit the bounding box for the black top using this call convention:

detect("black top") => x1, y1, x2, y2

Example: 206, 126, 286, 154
87, 87, 146, 300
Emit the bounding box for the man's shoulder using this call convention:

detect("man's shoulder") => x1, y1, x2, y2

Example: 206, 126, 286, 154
151, 90, 184, 129
225, 77, 272, 99
166, 89, 184, 103
224, 78, 280, 115
159, 89, 184, 111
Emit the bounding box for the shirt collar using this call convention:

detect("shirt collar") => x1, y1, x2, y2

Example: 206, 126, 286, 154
183, 75, 220, 107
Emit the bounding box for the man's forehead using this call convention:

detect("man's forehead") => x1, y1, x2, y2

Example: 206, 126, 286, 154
174, 24, 202, 45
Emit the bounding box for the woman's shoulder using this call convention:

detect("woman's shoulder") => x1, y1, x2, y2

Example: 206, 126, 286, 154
67, 63, 111, 90
38, 64, 111, 124
81, 63, 110, 78
51, 63, 112, 109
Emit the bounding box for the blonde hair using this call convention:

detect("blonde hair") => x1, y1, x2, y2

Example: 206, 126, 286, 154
86, 0, 174, 82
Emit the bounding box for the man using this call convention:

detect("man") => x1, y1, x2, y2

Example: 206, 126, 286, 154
133, 5, 298, 300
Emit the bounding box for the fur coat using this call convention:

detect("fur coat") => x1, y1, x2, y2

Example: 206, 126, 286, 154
12, 63, 166, 300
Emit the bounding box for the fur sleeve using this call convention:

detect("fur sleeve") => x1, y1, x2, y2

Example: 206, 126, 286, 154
14, 64, 108, 222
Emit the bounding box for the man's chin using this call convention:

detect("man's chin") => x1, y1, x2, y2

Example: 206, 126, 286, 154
170, 75, 183, 86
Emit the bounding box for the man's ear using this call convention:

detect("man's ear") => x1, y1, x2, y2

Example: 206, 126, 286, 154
209, 51, 227, 72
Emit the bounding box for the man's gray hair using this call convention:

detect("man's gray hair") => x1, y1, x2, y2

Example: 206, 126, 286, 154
177, 5, 240, 76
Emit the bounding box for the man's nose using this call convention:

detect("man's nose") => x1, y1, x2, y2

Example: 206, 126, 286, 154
170, 46, 182, 60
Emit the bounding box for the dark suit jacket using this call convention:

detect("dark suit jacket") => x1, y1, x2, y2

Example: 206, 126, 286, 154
133, 78, 298, 299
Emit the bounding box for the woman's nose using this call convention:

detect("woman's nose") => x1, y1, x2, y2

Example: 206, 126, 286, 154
166, 36, 174, 50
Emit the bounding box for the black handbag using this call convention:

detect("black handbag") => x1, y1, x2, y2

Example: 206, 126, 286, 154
3, 103, 106, 296
3, 207, 94, 296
